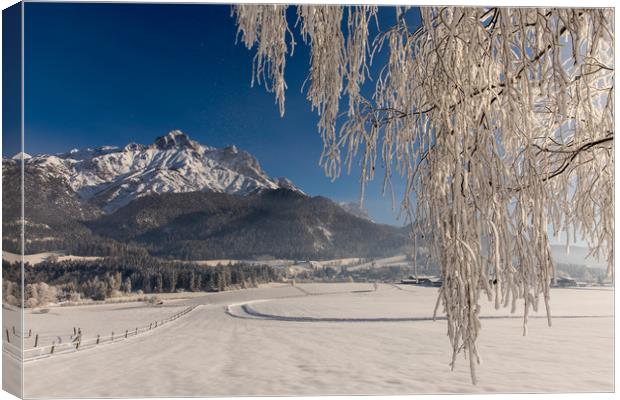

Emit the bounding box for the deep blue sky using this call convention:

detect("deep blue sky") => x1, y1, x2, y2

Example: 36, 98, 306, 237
14, 3, 421, 225
2, 3, 21, 156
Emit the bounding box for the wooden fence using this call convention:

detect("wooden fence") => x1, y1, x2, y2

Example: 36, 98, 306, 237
2, 305, 197, 362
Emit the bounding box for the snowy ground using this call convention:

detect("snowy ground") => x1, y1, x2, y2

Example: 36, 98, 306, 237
10, 283, 613, 397
20, 301, 189, 347
346, 255, 408, 270
2, 303, 22, 395
2, 251, 395, 276
2, 251, 101, 265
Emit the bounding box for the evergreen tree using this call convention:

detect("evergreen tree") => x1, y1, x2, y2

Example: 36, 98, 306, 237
122, 276, 132, 293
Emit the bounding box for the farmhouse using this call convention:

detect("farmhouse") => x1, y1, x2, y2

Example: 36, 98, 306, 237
554, 277, 578, 288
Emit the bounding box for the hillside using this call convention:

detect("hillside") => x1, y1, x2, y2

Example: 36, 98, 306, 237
88, 189, 408, 260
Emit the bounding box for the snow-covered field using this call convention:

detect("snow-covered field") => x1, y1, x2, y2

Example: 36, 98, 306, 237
20, 301, 190, 347
2, 250, 386, 271
346, 255, 408, 270
10, 283, 613, 397
2, 251, 101, 265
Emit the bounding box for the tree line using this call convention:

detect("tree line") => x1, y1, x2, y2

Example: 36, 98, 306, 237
2, 254, 283, 307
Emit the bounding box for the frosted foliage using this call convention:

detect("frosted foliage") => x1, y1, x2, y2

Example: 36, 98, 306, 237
297, 6, 346, 168
233, 6, 614, 383
232, 5, 293, 116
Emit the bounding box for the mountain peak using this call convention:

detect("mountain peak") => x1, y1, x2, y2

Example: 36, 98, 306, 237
123, 142, 146, 152
276, 177, 303, 193
153, 130, 198, 150
10, 130, 305, 213
224, 144, 238, 154
12, 152, 32, 160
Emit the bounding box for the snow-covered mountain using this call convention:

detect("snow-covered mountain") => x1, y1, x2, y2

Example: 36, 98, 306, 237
12, 152, 32, 160
17, 131, 302, 212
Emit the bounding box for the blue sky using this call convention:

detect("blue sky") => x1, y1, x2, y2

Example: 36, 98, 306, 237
2, 3, 21, 156
9, 3, 421, 225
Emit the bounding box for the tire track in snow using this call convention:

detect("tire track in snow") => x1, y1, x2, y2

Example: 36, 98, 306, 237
229, 303, 612, 323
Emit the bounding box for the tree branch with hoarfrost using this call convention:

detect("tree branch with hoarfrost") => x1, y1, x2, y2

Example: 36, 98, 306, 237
232, 6, 614, 384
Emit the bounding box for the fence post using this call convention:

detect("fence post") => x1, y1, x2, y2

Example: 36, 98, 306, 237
12, 326, 15, 335
50, 344, 55, 354
96, 334, 100, 345
125, 330, 128, 339
73, 327, 76, 335
28, 329, 32, 338
135, 328, 138, 335
149, 323, 152, 330
34, 334, 39, 348
111, 331, 114, 341
5, 329, 9, 343
155, 321, 157, 327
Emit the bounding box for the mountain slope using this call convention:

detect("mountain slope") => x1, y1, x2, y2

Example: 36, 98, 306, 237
2, 159, 102, 254
338, 201, 372, 221
88, 189, 408, 260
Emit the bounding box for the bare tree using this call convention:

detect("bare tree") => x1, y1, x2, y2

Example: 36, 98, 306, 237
232, 6, 614, 383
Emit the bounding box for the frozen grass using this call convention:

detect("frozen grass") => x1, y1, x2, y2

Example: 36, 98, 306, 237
16, 283, 613, 397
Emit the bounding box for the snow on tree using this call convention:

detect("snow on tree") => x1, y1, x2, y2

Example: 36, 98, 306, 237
232, 6, 614, 384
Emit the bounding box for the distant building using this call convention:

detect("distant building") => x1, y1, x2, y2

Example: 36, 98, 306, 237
554, 276, 577, 288
400, 275, 441, 287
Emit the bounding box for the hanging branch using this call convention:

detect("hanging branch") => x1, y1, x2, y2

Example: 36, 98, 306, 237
232, 6, 614, 384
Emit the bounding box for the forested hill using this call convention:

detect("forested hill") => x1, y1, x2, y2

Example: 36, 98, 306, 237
87, 189, 409, 260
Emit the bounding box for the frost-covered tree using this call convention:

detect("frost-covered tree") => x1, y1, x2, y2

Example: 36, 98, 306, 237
122, 276, 132, 294
232, 6, 614, 383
